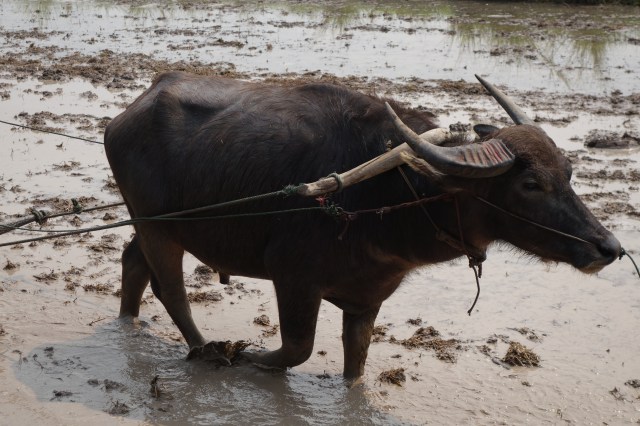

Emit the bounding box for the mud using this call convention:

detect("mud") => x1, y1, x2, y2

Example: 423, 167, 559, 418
1, 0, 640, 425
585, 129, 640, 148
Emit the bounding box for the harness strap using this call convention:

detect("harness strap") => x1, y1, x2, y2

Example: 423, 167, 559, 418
396, 167, 486, 261
396, 166, 485, 315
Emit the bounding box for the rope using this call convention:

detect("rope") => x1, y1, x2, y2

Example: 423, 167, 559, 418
338, 193, 451, 218
619, 248, 640, 277
474, 196, 595, 246
0, 206, 330, 248
453, 196, 483, 315
0, 118, 103, 145
475, 195, 639, 282
467, 265, 481, 316
328, 172, 344, 193
0, 181, 346, 247
4, 110, 636, 299
30, 208, 48, 225
0, 201, 126, 236
396, 166, 486, 315
0, 181, 455, 247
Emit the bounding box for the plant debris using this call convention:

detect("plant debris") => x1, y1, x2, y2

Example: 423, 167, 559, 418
406, 317, 422, 326
193, 265, 214, 285
371, 324, 390, 342
261, 325, 279, 337
378, 368, 406, 386
510, 327, 543, 342
625, 379, 640, 389
609, 387, 625, 401
395, 326, 461, 363
3, 259, 18, 270
187, 291, 223, 303
107, 400, 130, 415
187, 340, 250, 365
150, 375, 163, 398
103, 379, 125, 391
33, 270, 59, 282
51, 390, 73, 400
502, 342, 540, 367
215, 340, 251, 361
253, 314, 270, 326
82, 283, 113, 294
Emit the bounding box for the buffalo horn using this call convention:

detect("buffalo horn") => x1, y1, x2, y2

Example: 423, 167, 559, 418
474, 74, 537, 126
385, 103, 515, 178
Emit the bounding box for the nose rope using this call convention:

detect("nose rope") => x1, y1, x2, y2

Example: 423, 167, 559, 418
475, 195, 639, 280
619, 248, 640, 278
473, 196, 596, 246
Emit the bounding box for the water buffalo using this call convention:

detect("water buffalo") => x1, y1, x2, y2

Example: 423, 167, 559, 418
104, 71, 620, 378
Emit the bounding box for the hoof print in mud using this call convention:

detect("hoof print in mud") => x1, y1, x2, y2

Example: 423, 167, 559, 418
186, 340, 250, 366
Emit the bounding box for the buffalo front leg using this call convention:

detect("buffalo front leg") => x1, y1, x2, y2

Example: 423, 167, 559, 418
342, 305, 381, 379
243, 284, 322, 370
135, 233, 207, 350
119, 234, 151, 318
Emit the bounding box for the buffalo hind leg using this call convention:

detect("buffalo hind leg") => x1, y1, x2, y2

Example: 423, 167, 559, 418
119, 235, 151, 318
219, 272, 230, 285
243, 283, 322, 370
342, 305, 381, 379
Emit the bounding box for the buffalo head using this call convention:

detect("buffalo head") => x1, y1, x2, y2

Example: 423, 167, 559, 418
389, 76, 621, 273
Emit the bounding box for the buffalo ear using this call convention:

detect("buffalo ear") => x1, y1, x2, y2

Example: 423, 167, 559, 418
473, 124, 500, 138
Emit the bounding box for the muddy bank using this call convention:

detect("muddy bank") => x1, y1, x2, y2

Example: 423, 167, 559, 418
1, 0, 640, 425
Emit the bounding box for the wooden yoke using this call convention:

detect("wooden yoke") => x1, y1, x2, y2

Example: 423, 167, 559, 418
296, 128, 457, 197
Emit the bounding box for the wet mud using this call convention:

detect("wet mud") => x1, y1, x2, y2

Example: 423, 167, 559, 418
1, 0, 639, 424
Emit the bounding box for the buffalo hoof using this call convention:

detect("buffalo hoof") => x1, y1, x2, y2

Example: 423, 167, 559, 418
219, 273, 231, 285
239, 351, 287, 373
116, 315, 149, 329
342, 375, 365, 389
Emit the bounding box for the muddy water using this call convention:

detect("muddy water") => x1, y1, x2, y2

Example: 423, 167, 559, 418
0, 0, 639, 94
1, 0, 640, 424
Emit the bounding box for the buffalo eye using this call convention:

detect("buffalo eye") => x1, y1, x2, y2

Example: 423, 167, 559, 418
522, 179, 543, 192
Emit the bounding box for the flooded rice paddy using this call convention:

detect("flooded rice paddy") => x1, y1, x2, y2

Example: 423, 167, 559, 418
0, 0, 639, 424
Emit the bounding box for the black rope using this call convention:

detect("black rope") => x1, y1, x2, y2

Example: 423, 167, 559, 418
619, 248, 640, 278
0, 206, 331, 248
0, 118, 103, 145
0, 201, 126, 236
396, 166, 486, 315
474, 195, 595, 247
453, 196, 484, 316
467, 264, 481, 316
30, 208, 48, 225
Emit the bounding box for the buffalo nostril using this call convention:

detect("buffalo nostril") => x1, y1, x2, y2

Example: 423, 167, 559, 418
597, 234, 622, 261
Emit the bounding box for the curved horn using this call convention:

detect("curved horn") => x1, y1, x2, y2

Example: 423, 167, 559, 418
475, 74, 537, 126
385, 103, 515, 178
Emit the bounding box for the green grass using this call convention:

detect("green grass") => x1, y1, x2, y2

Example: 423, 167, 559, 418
488, 0, 639, 4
